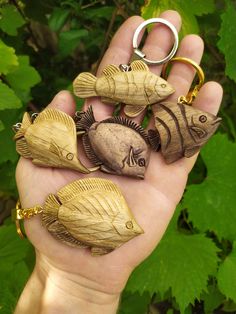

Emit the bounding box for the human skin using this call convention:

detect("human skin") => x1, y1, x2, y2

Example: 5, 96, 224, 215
14, 10, 223, 314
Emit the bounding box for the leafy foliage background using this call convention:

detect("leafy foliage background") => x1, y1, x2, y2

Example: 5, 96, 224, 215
0, 0, 235, 313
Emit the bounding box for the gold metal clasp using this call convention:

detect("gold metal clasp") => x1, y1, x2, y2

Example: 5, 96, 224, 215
11, 200, 43, 239
162, 56, 205, 105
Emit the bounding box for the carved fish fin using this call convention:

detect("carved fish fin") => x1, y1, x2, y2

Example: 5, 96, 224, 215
184, 146, 200, 157
124, 105, 146, 118
130, 60, 149, 71
76, 106, 96, 131
34, 109, 76, 136
102, 64, 121, 77
14, 112, 32, 140
73, 72, 97, 98
102, 116, 149, 143
49, 141, 62, 156
101, 96, 118, 104
127, 147, 137, 167
82, 133, 102, 166
148, 129, 161, 152
15, 137, 32, 158
91, 247, 113, 256
57, 178, 123, 203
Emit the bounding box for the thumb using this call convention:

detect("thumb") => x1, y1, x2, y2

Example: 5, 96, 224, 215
47, 90, 76, 117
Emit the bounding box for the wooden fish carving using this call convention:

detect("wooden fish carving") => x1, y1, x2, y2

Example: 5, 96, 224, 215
149, 102, 222, 163
42, 177, 143, 255
76, 106, 150, 179
73, 60, 175, 117
14, 109, 99, 173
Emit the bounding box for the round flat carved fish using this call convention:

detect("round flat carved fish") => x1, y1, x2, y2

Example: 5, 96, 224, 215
42, 177, 143, 255
76, 106, 151, 179
149, 102, 222, 163
14, 109, 99, 173
73, 60, 175, 117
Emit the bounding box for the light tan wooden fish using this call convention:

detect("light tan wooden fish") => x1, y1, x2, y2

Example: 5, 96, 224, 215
14, 109, 99, 173
42, 178, 143, 255
73, 60, 175, 117
149, 102, 222, 163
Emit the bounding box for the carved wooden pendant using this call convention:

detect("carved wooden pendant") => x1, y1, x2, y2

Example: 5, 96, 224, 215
14, 109, 99, 173
76, 106, 150, 179
150, 102, 222, 163
73, 60, 175, 117
42, 177, 143, 255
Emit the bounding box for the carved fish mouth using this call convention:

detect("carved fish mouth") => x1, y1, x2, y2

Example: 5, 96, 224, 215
211, 117, 222, 126
137, 174, 144, 179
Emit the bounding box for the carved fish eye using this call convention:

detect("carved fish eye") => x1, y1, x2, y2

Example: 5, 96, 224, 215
126, 221, 133, 229
161, 84, 166, 88
138, 158, 146, 167
66, 153, 74, 160
199, 115, 207, 123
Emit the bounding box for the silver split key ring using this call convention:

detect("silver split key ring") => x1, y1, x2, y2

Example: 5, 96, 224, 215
131, 18, 179, 65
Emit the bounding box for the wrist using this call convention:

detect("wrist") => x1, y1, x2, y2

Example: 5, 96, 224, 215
35, 253, 120, 314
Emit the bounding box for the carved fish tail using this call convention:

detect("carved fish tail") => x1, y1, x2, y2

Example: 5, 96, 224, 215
148, 129, 161, 151
15, 137, 32, 158
42, 194, 61, 227
73, 72, 97, 98
76, 106, 96, 131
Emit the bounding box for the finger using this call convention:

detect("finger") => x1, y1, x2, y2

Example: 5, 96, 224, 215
83, 16, 144, 121
48, 90, 76, 117
147, 34, 204, 130
182, 81, 223, 172
120, 10, 182, 124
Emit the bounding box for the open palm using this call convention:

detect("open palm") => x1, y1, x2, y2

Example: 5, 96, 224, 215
16, 11, 222, 296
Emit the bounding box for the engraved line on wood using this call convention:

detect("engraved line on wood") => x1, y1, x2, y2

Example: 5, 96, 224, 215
155, 116, 171, 150
159, 103, 184, 153
177, 103, 197, 143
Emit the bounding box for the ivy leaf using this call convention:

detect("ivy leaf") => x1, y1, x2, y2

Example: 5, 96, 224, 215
201, 285, 225, 313
126, 231, 219, 313
218, 2, 236, 82
0, 225, 30, 272
6, 56, 41, 93
0, 40, 18, 75
183, 134, 236, 240
0, 4, 25, 36
217, 241, 236, 302
48, 7, 70, 32
0, 82, 22, 110
58, 29, 88, 57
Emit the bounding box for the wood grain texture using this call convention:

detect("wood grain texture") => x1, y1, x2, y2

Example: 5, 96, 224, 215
42, 177, 143, 255
152, 102, 222, 163
14, 109, 99, 173
73, 60, 175, 117
76, 106, 150, 179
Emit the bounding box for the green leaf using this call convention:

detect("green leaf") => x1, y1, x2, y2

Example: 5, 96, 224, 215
0, 161, 17, 196
126, 232, 219, 313
0, 82, 22, 110
201, 284, 225, 313
6, 56, 41, 93
85, 6, 114, 20
0, 225, 30, 272
0, 120, 4, 132
118, 291, 150, 314
0, 40, 18, 75
183, 134, 236, 240
58, 29, 88, 57
0, 261, 30, 314
218, 2, 236, 82
217, 241, 236, 302
48, 7, 70, 32
0, 4, 25, 36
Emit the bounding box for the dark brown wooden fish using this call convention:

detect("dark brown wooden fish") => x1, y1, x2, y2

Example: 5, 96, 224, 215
76, 106, 150, 179
149, 102, 221, 163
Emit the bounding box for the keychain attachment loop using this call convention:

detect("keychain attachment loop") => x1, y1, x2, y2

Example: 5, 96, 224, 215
132, 18, 179, 65
162, 57, 205, 105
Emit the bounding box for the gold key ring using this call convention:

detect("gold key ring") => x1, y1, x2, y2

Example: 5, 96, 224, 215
162, 57, 205, 105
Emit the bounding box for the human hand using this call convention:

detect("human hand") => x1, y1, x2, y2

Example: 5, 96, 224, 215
15, 10, 222, 314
